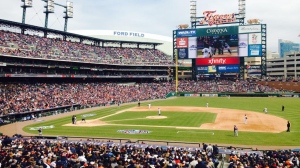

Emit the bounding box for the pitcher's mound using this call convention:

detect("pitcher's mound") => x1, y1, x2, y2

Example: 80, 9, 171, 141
146, 116, 167, 119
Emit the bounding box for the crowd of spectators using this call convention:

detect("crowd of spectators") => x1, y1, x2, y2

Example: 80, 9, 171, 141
177, 80, 280, 93
0, 136, 223, 168
0, 30, 173, 66
227, 149, 299, 168
0, 135, 299, 168
0, 80, 281, 116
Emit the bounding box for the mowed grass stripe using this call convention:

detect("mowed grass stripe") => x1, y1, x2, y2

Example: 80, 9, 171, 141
103, 111, 216, 127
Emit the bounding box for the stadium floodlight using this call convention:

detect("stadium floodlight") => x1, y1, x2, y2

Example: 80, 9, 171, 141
24, 0, 32, 7
190, 1, 197, 22
238, 0, 246, 18
20, 0, 32, 24
66, 1, 73, 18
43, 0, 54, 28
46, 0, 55, 13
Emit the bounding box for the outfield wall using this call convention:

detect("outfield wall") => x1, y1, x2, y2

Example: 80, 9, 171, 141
166, 92, 300, 98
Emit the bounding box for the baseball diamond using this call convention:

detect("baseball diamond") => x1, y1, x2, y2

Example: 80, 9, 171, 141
0, 96, 297, 148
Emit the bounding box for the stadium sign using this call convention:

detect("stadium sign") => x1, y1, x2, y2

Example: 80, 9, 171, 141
196, 57, 240, 66
113, 31, 145, 37
200, 10, 236, 26
176, 29, 196, 37
196, 26, 238, 36
239, 25, 262, 33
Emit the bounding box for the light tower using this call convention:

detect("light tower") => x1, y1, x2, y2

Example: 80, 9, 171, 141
238, 0, 246, 22
63, 1, 74, 32
20, 0, 33, 24
43, 0, 55, 29
190, 0, 197, 28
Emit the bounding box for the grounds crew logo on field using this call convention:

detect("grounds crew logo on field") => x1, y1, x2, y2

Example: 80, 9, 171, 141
29, 125, 55, 130
82, 113, 96, 118
117, 130, 151, 134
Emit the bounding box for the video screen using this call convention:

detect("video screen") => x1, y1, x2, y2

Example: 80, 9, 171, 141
197, 34, 238, 58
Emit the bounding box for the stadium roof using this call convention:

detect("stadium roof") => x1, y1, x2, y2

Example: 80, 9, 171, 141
0, 19, 163, 46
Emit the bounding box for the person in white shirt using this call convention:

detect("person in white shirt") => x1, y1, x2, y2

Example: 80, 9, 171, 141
158, 108, 161, 116
264, 107, 268, 114
148, 103, 151, 109
202, 48, 212, 58
244, 114, 248, 124
206, 102, 209, 108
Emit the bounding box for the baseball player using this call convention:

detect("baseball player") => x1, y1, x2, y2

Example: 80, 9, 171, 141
81, 115, 86, 123
206, 102, 209, 108
158, 108, 161, 116
244, 114, 247, 124
38, 128, 42, 136
234, 125, 238, 136
228, 95, 230, 99
148, 103, 151, 109
264, 107, 268, 114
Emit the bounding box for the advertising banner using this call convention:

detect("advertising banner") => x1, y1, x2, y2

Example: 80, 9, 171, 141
188, 37, 197, 58
196, 66, 208, 73
176, 29, 197, 37
208, 65, 217, 73
196, 57, 240, 66
238, 34, 248, 57
196, 26, 238, 36
217, 65, 240, 72
202, 94, 218, 97
239, 25, 262, 33
248, 44, 262, 56
248, 33, 262, 45
185, 94, 200, 97
178, 48, 189, 59
247, 65, 261, 75
176, 38, 188, 48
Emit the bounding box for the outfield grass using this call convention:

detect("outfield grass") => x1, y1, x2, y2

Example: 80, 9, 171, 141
103, 111, 216, 127
24, 97, 300, 146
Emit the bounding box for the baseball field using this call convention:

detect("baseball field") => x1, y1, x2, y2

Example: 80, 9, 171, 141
11, 97, 300, 147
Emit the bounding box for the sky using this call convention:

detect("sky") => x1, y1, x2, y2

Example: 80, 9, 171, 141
0, 0, 299, 52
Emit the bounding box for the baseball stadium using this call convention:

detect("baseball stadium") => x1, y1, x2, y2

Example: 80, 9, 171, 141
1, 0, 300, 168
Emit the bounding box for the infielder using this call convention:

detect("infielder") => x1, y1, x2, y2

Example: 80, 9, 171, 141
244, 114, 247, 124
264, 107, 268, 114
206, 102, 209, 108
148, 103, 151, 109
234, 125, 238, 136
158, 108, 161, 116
81, 115, 86, 123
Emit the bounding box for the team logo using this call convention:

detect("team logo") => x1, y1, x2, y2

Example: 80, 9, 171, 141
82, 113, 96, 118
117, 130, 151, 134
178, 49, 187, 58
239, 42, 247, 48
29, 125, 55, 130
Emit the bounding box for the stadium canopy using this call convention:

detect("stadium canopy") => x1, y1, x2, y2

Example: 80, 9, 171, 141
0, 19, 162, 49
